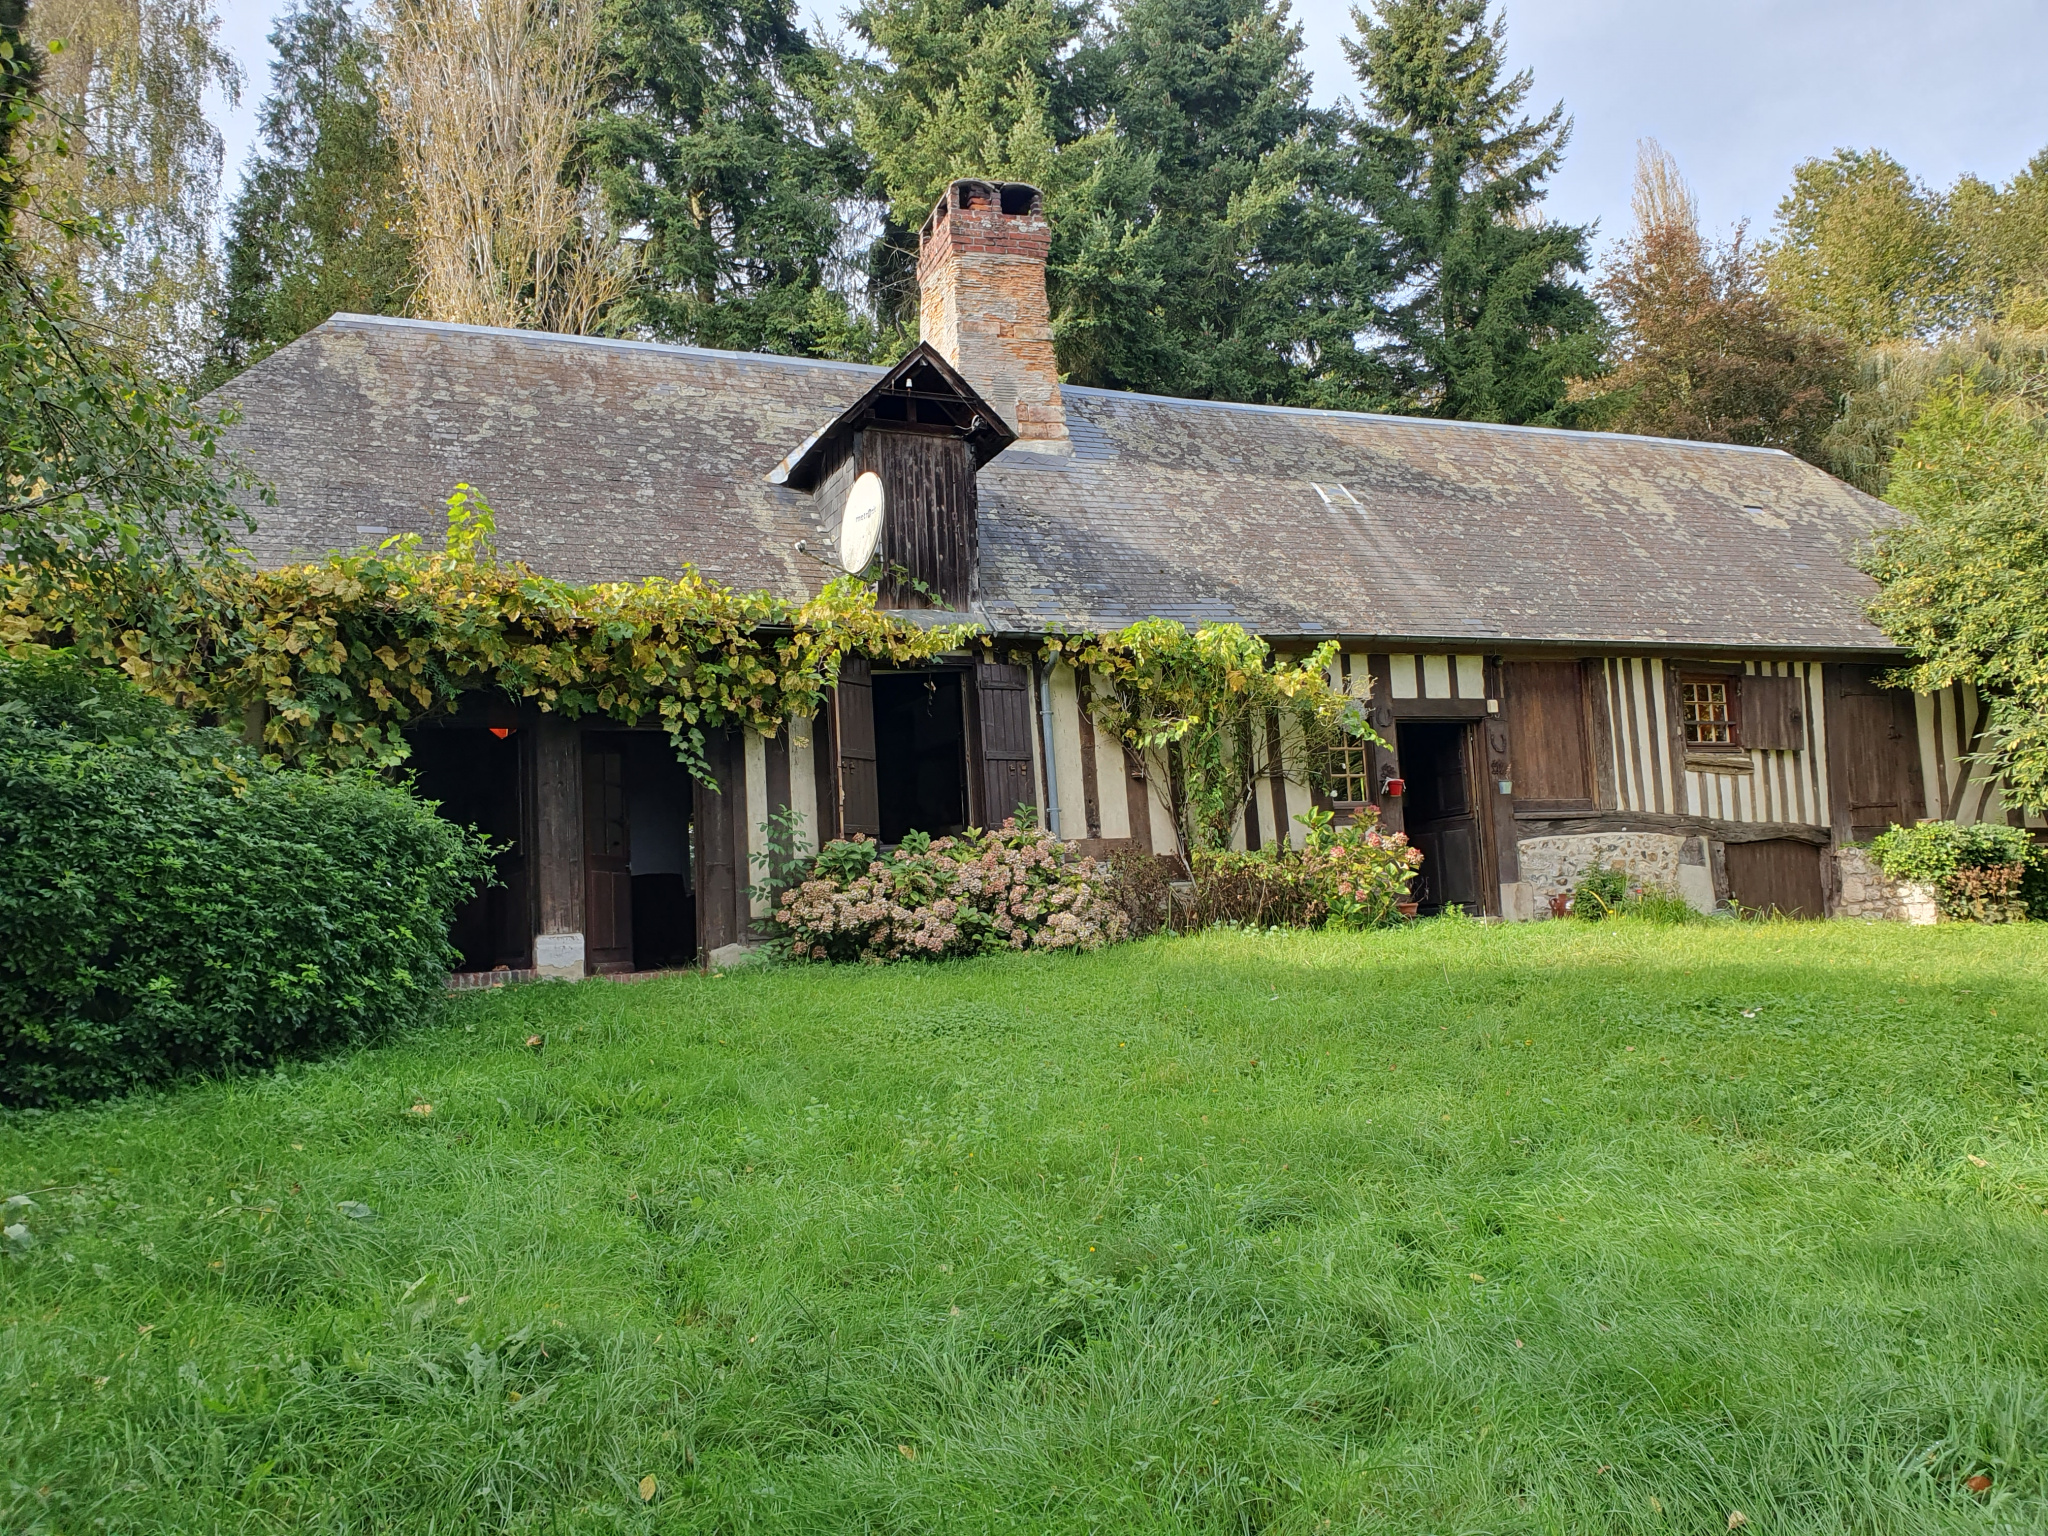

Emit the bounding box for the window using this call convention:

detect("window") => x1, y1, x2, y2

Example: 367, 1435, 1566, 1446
1329, 740, 1371, 803
1681, 676, 1739, 748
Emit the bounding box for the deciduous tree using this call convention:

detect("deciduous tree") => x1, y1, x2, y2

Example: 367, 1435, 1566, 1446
19, 0, 239, 375
378, 0, 629, 334
1582, 141, 1848, 461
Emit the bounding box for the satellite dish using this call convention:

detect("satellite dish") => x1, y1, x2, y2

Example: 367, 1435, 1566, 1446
840, 470, 885, 574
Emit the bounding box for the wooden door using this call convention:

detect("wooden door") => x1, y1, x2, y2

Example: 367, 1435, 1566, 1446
1725, 838, 1826, 918
1503, 660, 1595, 810
1826, 665, 1926, 841
583, 743, 633, 971
834, 656, 880, 838
1398, 721, 1484, 913
975, 662, 1038, 829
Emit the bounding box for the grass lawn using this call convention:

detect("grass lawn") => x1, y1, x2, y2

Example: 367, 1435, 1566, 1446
4, 919, 2048, 1533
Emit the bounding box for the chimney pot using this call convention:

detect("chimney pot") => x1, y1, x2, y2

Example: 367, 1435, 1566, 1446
917, 179, 1069, 454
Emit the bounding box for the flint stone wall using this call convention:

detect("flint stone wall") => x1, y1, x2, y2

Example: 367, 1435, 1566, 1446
1516, 832, 1717, 917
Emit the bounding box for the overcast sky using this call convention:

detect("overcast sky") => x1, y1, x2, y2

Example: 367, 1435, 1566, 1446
211, 0, 2048, 260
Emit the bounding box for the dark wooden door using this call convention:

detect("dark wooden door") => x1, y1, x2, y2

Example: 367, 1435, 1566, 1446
583, 743, 633, 971
834, 656, 880, 838
1397, 721, 1484, 913
1504, 660, 1595, 810
975, 662, 1038, 829
1725, 838, 1826, 918
1826, 665, 1926, 840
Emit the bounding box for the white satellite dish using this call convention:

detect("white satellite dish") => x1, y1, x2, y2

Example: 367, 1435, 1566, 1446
840, 470, 885, 574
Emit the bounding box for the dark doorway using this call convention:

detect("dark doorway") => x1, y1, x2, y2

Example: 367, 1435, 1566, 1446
1397, 721, 1485, 914
1827, 665, 1927, 840
583, 732, 698, 973
874, 671, 969, 842
407, 728, 531, 972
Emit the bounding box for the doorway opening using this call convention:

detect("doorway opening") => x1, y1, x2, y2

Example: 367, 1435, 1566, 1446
874, 670, 969, 842
407, 728, 531, 972
1395, 720, 1485, 915
582, 732, 698, 973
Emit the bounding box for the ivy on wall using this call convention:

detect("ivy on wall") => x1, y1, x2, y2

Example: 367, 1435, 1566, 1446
1041, 620, 1376, 855
3, 486, 972, 777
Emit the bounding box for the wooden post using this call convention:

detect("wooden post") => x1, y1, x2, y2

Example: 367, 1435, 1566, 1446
532, 714, 586, 977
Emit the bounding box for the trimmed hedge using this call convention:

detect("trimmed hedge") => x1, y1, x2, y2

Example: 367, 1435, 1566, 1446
0, 653, 492, 1106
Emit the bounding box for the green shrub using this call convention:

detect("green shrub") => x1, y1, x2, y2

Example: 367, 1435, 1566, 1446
1188, 806, 1421, 930
0, 652, 493, 1105
1868, 819, 2045, 922
1569, 864, 1631, 919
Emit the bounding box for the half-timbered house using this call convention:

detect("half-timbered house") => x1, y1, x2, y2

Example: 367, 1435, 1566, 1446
218, 179, 2036, 975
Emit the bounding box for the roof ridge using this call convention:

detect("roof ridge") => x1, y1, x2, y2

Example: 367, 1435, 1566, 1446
1060, 383, 1797, 459
318, 312, 890, 377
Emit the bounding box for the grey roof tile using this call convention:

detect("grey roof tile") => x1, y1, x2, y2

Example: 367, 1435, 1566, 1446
216, 313, 1900, 653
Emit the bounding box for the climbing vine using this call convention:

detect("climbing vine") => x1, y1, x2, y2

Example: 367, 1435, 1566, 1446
2, 486, 973, 777
1040, 619, 1377, 854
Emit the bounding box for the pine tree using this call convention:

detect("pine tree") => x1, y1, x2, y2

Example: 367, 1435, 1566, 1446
210, 0, 410, 380
850, 0, 1392, 404
588, 0, 872, 357
1344, 0, 1601, 423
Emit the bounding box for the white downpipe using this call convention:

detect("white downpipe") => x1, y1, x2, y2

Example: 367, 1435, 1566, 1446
1036, 658, 1063, 837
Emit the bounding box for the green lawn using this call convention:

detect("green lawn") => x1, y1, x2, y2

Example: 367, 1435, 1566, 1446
4, 920, 2048, 1534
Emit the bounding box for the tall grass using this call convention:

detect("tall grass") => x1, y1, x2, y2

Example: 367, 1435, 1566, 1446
3, 919, 2046, 1532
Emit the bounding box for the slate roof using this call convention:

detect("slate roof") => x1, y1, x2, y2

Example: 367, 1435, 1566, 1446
218, 313, 1903, 654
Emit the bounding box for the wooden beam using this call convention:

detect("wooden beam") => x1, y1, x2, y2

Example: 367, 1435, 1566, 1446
1514, 810, 1830, 846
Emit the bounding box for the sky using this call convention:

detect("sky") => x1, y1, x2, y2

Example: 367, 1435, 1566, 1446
212, 0, 2048, 259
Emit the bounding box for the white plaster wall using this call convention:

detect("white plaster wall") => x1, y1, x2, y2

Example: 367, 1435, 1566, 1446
744, 728, 769, 919
789, 713, 819, 855
1048, 662, 1086, 839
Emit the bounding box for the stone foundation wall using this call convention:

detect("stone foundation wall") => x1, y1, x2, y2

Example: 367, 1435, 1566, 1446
1833, 846, 1939, 924
1516, 832, 1717, 917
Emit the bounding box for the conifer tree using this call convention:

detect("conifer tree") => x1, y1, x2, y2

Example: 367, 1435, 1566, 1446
211, 0, 411, 380
850, 0, 1392, 405
1344, 0, 1601, 423
588, 0, 872, 357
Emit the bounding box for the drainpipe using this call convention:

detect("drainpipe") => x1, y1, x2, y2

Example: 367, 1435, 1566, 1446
1035, 657, 1063, 837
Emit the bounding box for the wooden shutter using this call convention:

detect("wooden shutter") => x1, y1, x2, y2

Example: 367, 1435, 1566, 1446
833, 655, 880, 838
974, 663, 1037, 828
582, 744, 633, 971
1502, 660, 1594, 809
1741, 674, 1805, 751
1724, 838, 1826, 918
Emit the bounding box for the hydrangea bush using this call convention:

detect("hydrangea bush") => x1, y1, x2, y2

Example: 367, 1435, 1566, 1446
775, 821, 1129, 963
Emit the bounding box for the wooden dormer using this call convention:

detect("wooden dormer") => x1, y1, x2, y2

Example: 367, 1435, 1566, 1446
769, 342, 1014, 609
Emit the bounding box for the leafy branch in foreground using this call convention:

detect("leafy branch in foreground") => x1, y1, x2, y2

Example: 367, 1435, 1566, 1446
0, 4, 264, 585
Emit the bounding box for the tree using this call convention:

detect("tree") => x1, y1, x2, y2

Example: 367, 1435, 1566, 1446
1344, 0, 1603, 424
585, 0, 871, 358
377, 0, 629, 334
1583, 141, 1849, 461
0, 0, 263, 585
849, 0, 1393, 405
17, 0, 240, 376
1765, 149, 1948, 346
1862, 369, 2048, 814
209, 0, 411, 380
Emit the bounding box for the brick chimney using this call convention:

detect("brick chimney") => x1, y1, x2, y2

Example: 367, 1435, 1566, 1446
917, 180, 1069, 453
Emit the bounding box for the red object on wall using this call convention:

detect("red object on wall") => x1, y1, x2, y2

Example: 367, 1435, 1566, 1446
489, 726, 512, 739
1382, 775, 1406, 798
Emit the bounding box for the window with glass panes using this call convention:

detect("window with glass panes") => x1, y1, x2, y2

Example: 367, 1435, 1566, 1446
1681, 677, 1737, 747
1330, 740, 1371, 802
